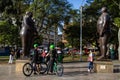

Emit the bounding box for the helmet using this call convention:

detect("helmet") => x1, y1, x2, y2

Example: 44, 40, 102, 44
34, 44, 38, 48
50, 44, 55, 50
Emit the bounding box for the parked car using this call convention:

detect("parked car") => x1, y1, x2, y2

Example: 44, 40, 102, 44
62, 48, 69, 54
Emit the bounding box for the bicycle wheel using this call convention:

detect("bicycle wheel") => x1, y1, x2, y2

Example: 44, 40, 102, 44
22, 63, 33, 76
37, 62, 48, 74
56, 63, 64, 77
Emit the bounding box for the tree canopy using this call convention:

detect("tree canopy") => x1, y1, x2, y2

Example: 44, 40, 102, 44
0, 0, 119, 48
0, 0, 73, 47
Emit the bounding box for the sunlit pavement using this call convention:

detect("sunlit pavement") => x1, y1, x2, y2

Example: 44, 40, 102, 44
0, 61, 120, 80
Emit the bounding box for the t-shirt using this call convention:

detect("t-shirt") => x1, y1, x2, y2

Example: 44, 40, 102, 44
88, 51, 94, 62
49, 49, 57, 58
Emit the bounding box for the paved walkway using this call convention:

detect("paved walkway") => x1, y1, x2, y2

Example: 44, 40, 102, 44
0, 61, 120, 80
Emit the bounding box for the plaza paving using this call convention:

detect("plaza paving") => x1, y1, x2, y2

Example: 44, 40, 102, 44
0, 61, 120, 80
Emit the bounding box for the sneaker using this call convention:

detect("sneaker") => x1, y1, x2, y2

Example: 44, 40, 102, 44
88, 69, 90, 72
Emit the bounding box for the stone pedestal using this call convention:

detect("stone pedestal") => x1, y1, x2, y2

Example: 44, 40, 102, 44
94, 60, 113, 73
15, 59, 30, 73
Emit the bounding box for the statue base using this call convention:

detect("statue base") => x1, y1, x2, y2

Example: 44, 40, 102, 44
94, 60, 113, 73
15, 59, 30, 73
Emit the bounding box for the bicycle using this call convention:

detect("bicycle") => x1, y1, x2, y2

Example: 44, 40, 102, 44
47, 58, 64, 77
53, 61, 64, 76
22, 57, 48, 76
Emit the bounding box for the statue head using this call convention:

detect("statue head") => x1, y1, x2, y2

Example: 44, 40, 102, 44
26, 11, 33, 18
101, 7, 108, 13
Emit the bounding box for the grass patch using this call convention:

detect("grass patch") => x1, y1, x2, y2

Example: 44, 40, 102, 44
0, 56, 9, 63
0, 56, 9, 59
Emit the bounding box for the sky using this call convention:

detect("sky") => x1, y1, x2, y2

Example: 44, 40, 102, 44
67, 0, 87, 9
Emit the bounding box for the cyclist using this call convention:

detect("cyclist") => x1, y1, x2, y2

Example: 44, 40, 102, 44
47, 44, 57, 74
32, 43, 40, 75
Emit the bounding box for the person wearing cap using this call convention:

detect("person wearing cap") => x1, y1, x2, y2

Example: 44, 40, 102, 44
97, 7, 111, 60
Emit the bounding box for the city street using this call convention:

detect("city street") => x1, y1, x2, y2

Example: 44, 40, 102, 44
0, 61, 120, 80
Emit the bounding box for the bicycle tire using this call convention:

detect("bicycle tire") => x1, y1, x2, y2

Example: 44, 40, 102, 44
22, 63, 33, 76
56, 63, 64, 77
37, 62, 48, 74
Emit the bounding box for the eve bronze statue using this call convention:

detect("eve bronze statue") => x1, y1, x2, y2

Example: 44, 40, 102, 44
97, 7, 111, 60
20, 12, 37, 57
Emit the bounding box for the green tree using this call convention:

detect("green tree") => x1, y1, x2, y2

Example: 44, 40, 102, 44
114, 18, 120, 27
57, 41, 65, 49
0, 0, 33, 46
34, 35, 43, 45
64, 22, 80, 48
0, 20, 19, 46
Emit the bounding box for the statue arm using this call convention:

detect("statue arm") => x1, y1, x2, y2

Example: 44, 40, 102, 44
26, 18, 34, 27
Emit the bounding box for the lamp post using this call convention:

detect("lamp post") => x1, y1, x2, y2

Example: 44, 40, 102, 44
80, 6, 82, 61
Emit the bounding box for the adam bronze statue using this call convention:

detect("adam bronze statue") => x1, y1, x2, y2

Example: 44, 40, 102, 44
20, 12, 37, 57
97, 7, 111, 60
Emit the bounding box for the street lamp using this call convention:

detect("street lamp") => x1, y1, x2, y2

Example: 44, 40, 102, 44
80, 6, 82, 61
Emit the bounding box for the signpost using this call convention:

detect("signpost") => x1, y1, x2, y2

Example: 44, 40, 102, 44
80, 6, 82, 61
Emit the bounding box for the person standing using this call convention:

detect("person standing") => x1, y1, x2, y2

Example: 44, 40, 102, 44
15, 48, 21, 59
8, 48, 14, 64
57, 47, 64, 63
97, 7, 111, 60
41, 49, 47, 62
47, 44, 57, 74
109, 44, 115, 60
87, 50, 94, 72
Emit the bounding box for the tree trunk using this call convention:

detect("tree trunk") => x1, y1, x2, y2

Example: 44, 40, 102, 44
118, 28, 120, 60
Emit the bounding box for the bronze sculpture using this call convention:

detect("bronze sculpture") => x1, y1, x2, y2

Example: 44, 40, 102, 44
97, 7, 111, 60
20, 12, 37, 57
